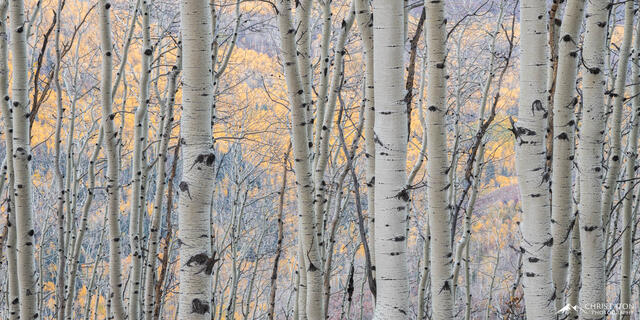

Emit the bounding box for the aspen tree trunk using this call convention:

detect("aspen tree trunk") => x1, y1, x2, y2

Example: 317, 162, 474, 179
129, 0, 153, 317
177, 0, 216, 318
61, 38, 83, 318
52, 0, 67, 317
0, 2, 18, 318
313, 1, 355, 264
577, 0, 609, 318
452, 3, 506, 300
144, 48, 180, 320
424, 0, 453, 318
294, 0, 313, 152
550, 0, 584, 310
354, 0, 376, 276
417, 220, 430, 320
98, 0, 126, 318
65, 128, 103, 320
619, 12, 640, 318
9, 0, 38, 315
602, 0, 634, 252
371, 0, 409, 318
311, 0, 332, 169
268, 144, 290, 320
515, 1, 556, 318
83, 224, 106, 320
297, 244, 308, 320
276, 1, 324, 319
568, 214, 581, 320
152, 144, 178, 320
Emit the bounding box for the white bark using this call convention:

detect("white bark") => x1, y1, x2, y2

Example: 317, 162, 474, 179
425, 1, 453, 319
620, 10, 640, 317
144, 48, 180, 320
371, 0, 409, 318
601, 0, 634, 242
577, 0, 609, 318
515, 1, 555, 318
177, 0, 215, 318
550, 0, 584, 310
276, 1, 324, 318
313, 1, 355, 264
98, 0, 126, 317
9, 0, 37, 316
52, 1, 67, 317
354, 0, 376, 276
65, 127, 102, 320
0, 2, 18, 318
129, 1, 153, 317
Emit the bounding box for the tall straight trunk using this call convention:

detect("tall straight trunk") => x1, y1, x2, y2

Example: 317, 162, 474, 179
276, 1, 324, 319
294, 0, 313, 153
371, 0, 408, 318
620, 11, 640, 318
550, 0, 585, 310
313, 1, 355, 264
52, 0, 67, 317
98, 0, 126, 318
354, 0, 376, 277
65, 128, 103, 319
144, 48, 180, 320
603, 0, 634, 217
0, 2, 18, 318
311, 0, 332, 168
424, 1, 453, 319
602, 0, 634, 266
177, 0, 215, 318
268, 144, 290, 320
129, 0, 153, 317
9, 0, 37, 316
577, 0, 609, 318
515, 1, 555, 318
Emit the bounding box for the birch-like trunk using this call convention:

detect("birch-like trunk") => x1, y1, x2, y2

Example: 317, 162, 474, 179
9, 0, 38, 316
0, 2, 18, 318
515, 1, 555, 318
619, 11, 640, 317
601, 0, 634, 248
424, 1, 453, 318
313, 1, 355, 264
52, 0, 67, 317
294, 0, 313, 153
276, 1, 324, 319
354, 0, 376, 277
98, 0, 126, 318
577, 0, 609, 318
371, 0, 409, 318
129, 0, 153, 317
550, 0, 584, 310
144, 48, 180, 320
65, 128, 103, 319
177, 0, 215, 318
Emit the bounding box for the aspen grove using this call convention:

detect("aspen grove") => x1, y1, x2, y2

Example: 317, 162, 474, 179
3, 0, 640, 319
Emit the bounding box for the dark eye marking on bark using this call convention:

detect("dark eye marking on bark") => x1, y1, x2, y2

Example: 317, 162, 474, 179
438, 280, 451, 294
191, 298, 210, 314
557, 132, 569, 140
179, 181, 191, 199
531, 100, 545, 115
190, 153, 215, 171
395, 189, 410, 202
